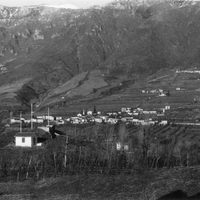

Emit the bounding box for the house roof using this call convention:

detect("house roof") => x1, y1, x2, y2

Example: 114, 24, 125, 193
15, 132, 36, 137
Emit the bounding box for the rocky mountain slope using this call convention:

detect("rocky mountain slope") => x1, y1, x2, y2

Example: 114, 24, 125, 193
0, 0, 200, 112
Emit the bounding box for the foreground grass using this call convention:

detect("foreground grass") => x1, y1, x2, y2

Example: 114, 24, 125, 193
0, 167, 200, 200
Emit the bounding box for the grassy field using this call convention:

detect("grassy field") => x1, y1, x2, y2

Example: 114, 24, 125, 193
36, 69, 200, 115
2, 68, 200, 117
0, 167, 200, 200
0, 78, 32, 107
0, 122, 200, 199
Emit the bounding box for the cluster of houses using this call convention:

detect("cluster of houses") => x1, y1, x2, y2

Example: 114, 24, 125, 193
142, 89, 167, 97
9, 105, 170, 128
65, 106, 170, 125
10, 115, 64, 125
0, 64, 7, 73
9, 106, 171, 148
176, 70, 200, 74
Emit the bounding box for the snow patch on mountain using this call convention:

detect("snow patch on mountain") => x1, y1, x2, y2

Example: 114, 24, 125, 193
44, 4, 78, 9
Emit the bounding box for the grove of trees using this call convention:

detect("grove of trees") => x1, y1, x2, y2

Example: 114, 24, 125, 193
1, 123, 200, 181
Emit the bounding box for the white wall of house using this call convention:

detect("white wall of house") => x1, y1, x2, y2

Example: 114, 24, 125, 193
15, 136, 33, 147
159, 120, 168, 125
116, 142, 122, 150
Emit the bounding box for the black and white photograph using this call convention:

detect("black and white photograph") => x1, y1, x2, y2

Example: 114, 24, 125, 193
0, 0, 200, 199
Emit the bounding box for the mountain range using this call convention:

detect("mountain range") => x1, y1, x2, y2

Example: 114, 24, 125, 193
0, 0, 200, 115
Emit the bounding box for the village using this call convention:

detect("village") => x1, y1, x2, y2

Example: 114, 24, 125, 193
9, 105, 170, 128
8, 81, 200, 149
7, 105, 170, 149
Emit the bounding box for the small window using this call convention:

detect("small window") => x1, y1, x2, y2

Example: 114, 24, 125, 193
22, 138, 25, 143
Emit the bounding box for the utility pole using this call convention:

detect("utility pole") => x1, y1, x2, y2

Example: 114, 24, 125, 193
20, 111, 22, 133
64, 132, 69, 168
31, 103, 33, 129
48, 107, 50, 126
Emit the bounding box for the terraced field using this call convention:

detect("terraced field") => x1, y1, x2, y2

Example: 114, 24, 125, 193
145, 123, 200, 156
34, 69, 200, 119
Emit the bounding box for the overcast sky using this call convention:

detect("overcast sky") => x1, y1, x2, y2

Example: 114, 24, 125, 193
1, 0, 113, 8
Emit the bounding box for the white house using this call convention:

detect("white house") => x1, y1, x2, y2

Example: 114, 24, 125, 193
159, 93, 166, 97
107, 118, 119, 124
94, 118, 103, 123
121, 107, 127, 112
99, 115, 108, 122
56, 119, 65, 125
15, 132, 37, 147
10, 118, 21, 123
87, 110, 93, 115
45, 116, 54, 121
165, 106, 170, 110
116, 142, 122, 150
159, 120, 168, 125
116, 142, 129, 151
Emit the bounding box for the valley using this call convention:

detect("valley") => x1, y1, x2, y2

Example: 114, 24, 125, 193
1, 0, 200, 114
1, 0, 200, 199
38, 68, 200, 118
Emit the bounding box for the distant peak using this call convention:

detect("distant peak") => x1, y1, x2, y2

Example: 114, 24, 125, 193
43, 4, 78, 9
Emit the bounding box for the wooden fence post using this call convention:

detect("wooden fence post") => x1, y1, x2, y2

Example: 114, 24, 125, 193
64, 133, 69, 168
17, 172, 19, 182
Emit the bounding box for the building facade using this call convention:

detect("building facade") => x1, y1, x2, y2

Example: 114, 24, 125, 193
15, 132, 37, 147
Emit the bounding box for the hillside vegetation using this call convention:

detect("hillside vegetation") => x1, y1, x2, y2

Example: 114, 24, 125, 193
0, 0, 200, 110
1, 123, 200, 199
